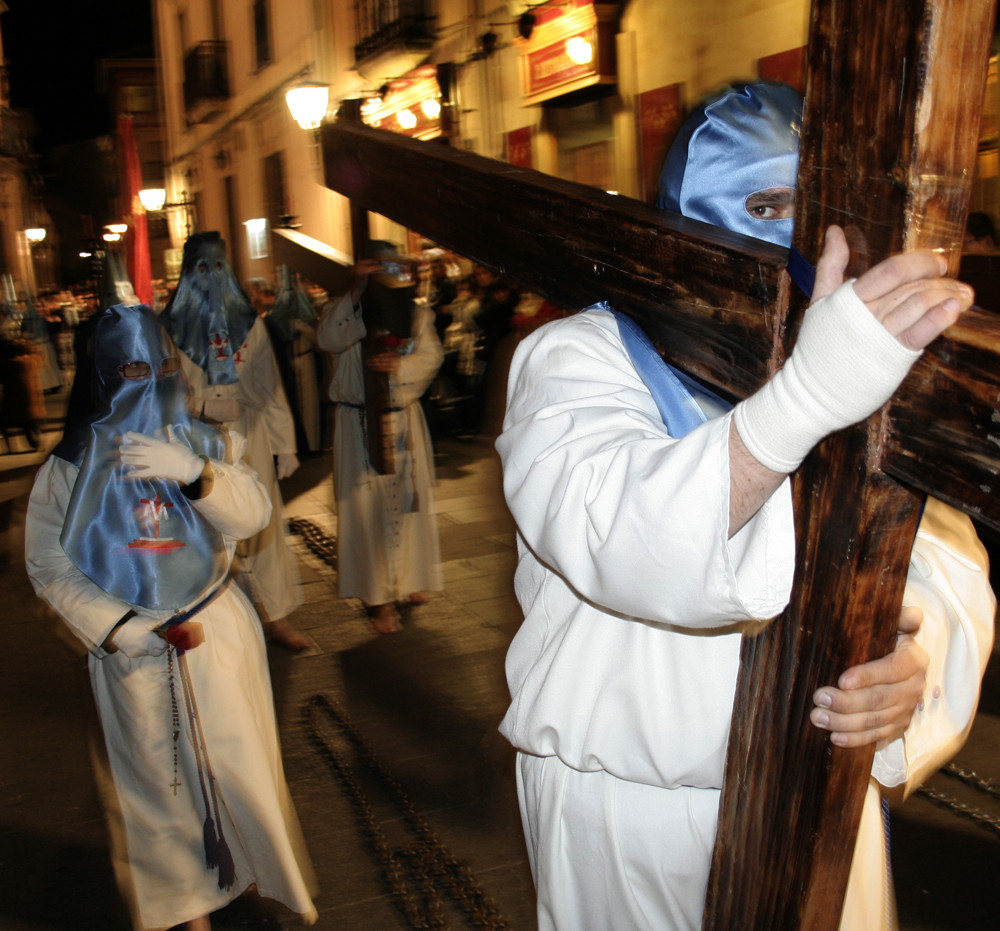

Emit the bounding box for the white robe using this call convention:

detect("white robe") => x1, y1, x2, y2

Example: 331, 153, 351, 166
176, 318, 301, 622
25, 451, 317, 931
497, 306, 996, 931
317, 293, 443, 605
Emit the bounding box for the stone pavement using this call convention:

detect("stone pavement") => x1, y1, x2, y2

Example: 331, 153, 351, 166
1, 389, 999, 929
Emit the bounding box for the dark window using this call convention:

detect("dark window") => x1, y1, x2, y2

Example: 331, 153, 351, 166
189, 191, 203, 238
353, 1, 434, 61
147, 212, 169, 240
262, 151, 287, 222
142, 160, 165, 185
122, 85, 158, 114
254, 0, 272, 69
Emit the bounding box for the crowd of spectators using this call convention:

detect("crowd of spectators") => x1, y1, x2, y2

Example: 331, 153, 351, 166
1, 285, 92, 453
414, 246, 568, 439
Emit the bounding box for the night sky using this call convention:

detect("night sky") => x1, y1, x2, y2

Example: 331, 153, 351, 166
4, 0, 154, 151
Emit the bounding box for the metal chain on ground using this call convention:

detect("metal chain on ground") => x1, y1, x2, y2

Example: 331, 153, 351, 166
289, 519, 1000, 879
304, 693, 511, 931
940, 762, 1000, 802
915, 762, 1000, 840
288, 517, 338, 566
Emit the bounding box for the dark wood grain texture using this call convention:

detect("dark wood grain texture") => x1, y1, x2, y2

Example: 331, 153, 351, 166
319, 100, 1000, 531
705, 1, 997, 928
321, 115, 790, 400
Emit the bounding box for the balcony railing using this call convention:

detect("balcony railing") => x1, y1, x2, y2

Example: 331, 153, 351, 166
354, 0, 435, 63
183, 41, 230, 122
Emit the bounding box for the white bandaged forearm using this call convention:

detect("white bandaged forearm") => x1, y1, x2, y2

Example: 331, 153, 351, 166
733, 280, 922, 473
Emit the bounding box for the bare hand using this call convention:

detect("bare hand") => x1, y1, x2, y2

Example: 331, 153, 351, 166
367, 352, 401, 374
810, 605, 928, 747
813, 226, 973, 349
275, 452, 299, 480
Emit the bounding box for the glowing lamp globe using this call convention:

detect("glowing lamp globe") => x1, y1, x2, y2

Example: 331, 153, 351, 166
286, 83, 330, 131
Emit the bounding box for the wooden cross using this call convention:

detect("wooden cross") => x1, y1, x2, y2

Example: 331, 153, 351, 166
312, 0, 999, 925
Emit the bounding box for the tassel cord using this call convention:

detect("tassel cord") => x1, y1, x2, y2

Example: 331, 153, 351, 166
175, 647, 236, 889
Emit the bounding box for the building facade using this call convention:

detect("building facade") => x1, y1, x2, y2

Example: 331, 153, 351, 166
151, 0, 999, 285
102, 53, 169, 286
0, 1, 53, 295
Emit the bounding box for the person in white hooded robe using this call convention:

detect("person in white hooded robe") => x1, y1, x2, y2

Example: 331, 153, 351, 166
25, 303, 317, 931
317, 246, 443, 634
161, 233, 309, 651
496, 83, 996, 931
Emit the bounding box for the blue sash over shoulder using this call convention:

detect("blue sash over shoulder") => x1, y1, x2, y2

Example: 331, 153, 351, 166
594, 302, 732, 437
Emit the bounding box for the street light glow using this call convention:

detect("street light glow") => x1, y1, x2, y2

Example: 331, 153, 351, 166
285, 83, 330, 131
138, 188, 167, 211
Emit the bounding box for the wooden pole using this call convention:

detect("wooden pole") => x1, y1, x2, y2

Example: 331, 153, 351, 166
333, 99, 393, 475
704, 2, 997, 927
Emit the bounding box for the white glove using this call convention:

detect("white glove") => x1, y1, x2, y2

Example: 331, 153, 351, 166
202, 398, 243, 423
110, 618, 168, 658
120, 426, 205, 484
276, 452, 300, 480
733, 279, 922, 473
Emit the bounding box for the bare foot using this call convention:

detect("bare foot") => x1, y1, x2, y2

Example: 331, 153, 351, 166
267, 617, 311, 652
407, 592, 430, 605
368, 603, 402, 634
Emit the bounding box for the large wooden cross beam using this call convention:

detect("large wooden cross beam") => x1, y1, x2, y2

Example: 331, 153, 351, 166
313, 0, 999, 926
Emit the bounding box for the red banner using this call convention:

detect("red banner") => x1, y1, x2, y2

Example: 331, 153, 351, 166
506, 127, 533, 169
118, 115, 153, 305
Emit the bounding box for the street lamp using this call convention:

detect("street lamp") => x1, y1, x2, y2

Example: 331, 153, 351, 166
286, 82, 330, 176
24, 228, 48, 292
103, 222, 127, 245
138, 188, 167, 211
138, 188, 197, 238
285, 82, 330, 130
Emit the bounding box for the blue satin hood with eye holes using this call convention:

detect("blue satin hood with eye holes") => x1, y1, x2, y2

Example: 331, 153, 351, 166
161, 231, 257, 385
56, 303, 230, 612
656, 83, 802, 247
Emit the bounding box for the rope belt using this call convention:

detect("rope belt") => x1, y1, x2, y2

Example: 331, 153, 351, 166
158, 577, 237, 890
334, 400, 404, 412
155, 577, 231, 638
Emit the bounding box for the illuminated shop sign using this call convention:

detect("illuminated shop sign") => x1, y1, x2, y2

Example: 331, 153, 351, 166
520, 2, 618, 105
361, 65, 442, 140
